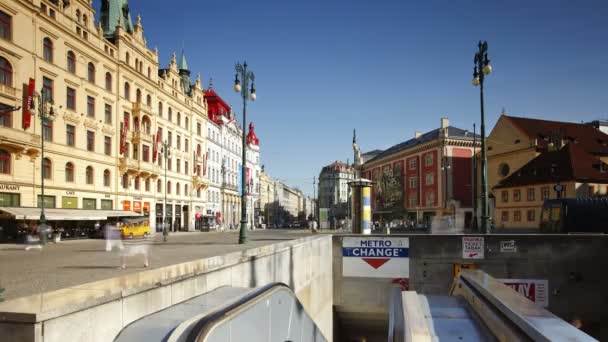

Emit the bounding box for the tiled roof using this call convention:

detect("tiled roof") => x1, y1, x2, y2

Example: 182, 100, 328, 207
505, 115, 608, 154
494, 143, 608, 189
366, 126, 479, 163
321, 161, 354, 173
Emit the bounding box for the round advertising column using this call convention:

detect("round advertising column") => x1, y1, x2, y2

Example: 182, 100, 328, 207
348, 179, 373, 235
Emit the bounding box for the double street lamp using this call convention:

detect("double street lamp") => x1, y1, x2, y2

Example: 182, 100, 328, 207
472, 41, 493, 234
32, 88, 58, 245
160, 140, 172, 242
233, 61, 256, 244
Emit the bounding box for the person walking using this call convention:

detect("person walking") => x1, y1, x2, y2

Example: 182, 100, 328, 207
105, 222, 123, 252
120, 226, 150, 269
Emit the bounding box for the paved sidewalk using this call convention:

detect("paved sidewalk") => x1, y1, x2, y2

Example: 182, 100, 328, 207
0, 229, 312, 301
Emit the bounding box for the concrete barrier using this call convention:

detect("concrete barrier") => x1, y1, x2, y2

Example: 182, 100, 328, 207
0, 235, 333, 342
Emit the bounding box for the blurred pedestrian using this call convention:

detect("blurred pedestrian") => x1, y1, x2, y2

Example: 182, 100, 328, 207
105, 222, 123, 252
25, 223, 42, 251
120, 229, 150, 269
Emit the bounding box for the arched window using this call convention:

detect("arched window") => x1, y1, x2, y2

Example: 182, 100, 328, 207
139, 61, 143, 72
167, 181, 172, 194
146, 94, 151, 107
42, 158, 52, 179
133, 117, 140, 131
176, 182, 181, 195
184, 184, 188, 196
105, 72, 112, 91
157, 179, 162, 192
0, 57, 12, 86
43, 37, 53, 62
168, 107, 172, 121
147, 67, 151, 79
87, 62, 95, 83
66, 51, 76, 74
65, 162, 74, 182
122, 174, 129, 189
82, 14, 88, 27
136, 88, 141, 103
158, 102, 163, 117
145, 178, 150, 192
86, 166, 94, 184
185, 117, 189, 129
177, 112, 181, 126
103, 169, 110, 187
134, 176, 140, 190
142, 116, 151, 134
125, 52, 130, 65
197, 144, 201, 157
124, 82, 130, 100
135, 58, 139, 70
0, 149, 10, 174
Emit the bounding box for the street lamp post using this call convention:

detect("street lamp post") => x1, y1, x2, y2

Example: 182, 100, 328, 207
473, 123, 478, 232
472, 41, 493, 234
161, 140, 171, 242
34, 88, 57, 245
233, 61, 256, 244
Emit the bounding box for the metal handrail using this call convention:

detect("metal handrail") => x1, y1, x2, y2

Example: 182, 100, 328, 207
185, 282, 289, 342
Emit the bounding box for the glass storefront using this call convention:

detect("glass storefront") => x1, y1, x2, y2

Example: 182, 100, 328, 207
62, 196, 78, 209
83, 198, 96, 210
37, 195, 56, 208
0, 193, 20, 207
101, 199, 113, 210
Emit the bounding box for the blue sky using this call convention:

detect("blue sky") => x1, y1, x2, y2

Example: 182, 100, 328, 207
96, 0, 608, 196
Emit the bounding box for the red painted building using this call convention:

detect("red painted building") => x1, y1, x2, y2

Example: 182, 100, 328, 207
361, 118, 480, 226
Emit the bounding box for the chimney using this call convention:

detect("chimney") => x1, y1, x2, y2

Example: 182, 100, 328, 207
415, 131, 422, 139
440, 117, 449, 129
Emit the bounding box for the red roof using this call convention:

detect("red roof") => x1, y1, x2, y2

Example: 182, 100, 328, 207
495, 143, 608, 188
505, 115, 608, 154
203, 88, 231, 124
247, 122, 259, 146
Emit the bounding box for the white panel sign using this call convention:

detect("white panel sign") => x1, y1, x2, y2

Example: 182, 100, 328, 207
500, 240, 517, 253
498, 279, 549, 307
462, 237, 484, 259
342, 237, 409, 278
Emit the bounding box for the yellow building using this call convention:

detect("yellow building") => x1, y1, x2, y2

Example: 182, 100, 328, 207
486, 115, 608, 229
0, 0, 209, 233
258, 168, 276, 226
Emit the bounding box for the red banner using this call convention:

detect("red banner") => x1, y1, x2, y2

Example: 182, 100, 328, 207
23, 78, 35, 129
152, 130, 160, 162
120, 116, 129, 154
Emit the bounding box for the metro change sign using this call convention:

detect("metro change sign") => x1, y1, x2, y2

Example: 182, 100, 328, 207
342, 237, 409, 278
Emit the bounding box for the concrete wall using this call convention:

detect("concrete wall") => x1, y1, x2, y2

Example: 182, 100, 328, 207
0, 235, 333, 342
333, 234, 608, 341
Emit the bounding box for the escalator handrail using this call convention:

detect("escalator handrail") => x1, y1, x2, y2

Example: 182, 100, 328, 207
185, 282, 289, 342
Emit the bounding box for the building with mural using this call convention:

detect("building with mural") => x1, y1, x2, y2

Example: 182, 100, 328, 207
361, 118, 480, 226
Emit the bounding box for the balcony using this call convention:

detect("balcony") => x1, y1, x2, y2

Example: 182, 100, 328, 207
222, 182, 239, 192
132, 102, 153, 117
192, 175, 209, 189
132, 130, 153, 144
0, 84, 18, 100
119, 157, 160, 178
139, 160, 160, 179
119, 157, 140, 175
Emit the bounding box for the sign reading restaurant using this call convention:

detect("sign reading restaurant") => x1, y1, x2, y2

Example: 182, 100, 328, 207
0, 184, 20, 191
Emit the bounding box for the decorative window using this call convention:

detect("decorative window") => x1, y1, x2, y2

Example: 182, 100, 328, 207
408, 159, 416, 170
122, 174, 129, 189
408, 194, 416, 208
501, 211, 509, 222
409, 177, 416, 188
185, 161, 189, 175
103, 169, 110, 187
104, 136, 111, 156
66, 87, 76, 110
104, 104, 112, 124
177, 112, 181, 126
42, 116, 53, 142
63, 162, 74, 182
168, 107, 172, 122
185, 117, 189, 129
541, 187, 550, 200
499, 163, 510, 177
43, 76, 54, 101
197, 144, 201, 157
43, 37, 53, 62
0, 149, 10, 174
157, 179, 161, 192
136, 88, 141, 103
42, 158, 52, 179
501, 190, 509, 203
147, 67, 151, 79
66, 51, 76, 73
87, 96, 95, 117
105, 72, 112, 91
66, 124, 75, 146
86, 166, 94, 184
142, 145, 149, 162
125, 52, 130, 65
167, 181, 172, 194
514, 210, 521, 222
185, 139, 189, 153
527, 188, 535, 201
145, 178, 150, 192
158, 102, 163, 117
86, 130, 95, 152
527, 210, 535, 222
176, 158, 181, 173
514, 189, 521, 202
0, 10, 11, 40
134, 176, 140, 190
425, 172, 434, 185
425, 154, 434, 166
146, 94, 151, 107
184, 184, 188, 196
177, 135, 181, 149
124, 82, 130, 100
197, 122, 201, 136
176, 182, 181, 195
87, 62, 95, 83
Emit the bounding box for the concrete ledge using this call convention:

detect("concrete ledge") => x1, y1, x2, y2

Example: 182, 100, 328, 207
0, 235, 329, 323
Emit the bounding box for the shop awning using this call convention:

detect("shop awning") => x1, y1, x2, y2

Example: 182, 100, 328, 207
0, 207, 142, 221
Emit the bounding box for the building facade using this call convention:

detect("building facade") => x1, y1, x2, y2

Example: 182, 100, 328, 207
361, 118, 479, 226
318, 161, 355, 223
0, 0, 214, 232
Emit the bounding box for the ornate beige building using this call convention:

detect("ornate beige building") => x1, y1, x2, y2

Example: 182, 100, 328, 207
0, 0, 211, 232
